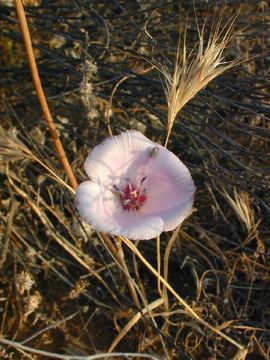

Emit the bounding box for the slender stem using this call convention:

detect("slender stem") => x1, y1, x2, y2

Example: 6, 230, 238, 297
156, 236, 162, 296
163, 226, 180, 310
164, 128, 171, 148
106, 75, 132, 137
0, 199, 20, 267
14, 0, 78, 189
101, 234, 141, 308
14, 0, 138, 309
115, 238, 141, 308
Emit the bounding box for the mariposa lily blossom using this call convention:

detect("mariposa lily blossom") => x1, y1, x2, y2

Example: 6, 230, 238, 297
76, 131, 195, 240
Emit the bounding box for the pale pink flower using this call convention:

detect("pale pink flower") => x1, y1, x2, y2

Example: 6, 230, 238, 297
76, 131, 195, 240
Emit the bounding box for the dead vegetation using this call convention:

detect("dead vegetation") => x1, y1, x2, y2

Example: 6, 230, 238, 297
0, 0, 269, 359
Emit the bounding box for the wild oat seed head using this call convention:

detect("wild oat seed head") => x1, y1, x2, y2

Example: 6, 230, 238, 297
154, 10, 240, 145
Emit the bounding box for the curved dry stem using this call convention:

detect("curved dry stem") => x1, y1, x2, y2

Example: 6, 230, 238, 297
106, 75, 133, 137
0, 126, 75, 194
115, 236, 141, 308
163, 226, 181, 310
156, 236, 162, 296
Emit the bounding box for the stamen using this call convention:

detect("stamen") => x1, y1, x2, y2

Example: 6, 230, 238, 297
140, 176, 147, 185
114, 176, 147, 212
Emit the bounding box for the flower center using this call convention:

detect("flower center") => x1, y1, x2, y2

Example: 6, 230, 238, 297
113, 177, 147, 212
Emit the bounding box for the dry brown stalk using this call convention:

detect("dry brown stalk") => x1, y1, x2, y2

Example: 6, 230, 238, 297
14, 0, 78, 189
0, 198, 20, 268
105, 75, 132, 136
162, 226, 181, 310
0, 127, 32, 162
232, 348, 249, 360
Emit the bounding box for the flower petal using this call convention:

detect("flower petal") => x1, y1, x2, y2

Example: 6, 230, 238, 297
76, 181, 121, 234
112, 212, 164, 240
76, 181, 164, 240
158, 198, 194, 231
142, 145, 195, 230
84, 131, 154, 187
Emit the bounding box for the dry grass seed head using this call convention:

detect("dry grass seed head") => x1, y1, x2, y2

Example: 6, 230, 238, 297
23, 291, 42, 319
0, 126, 75, 193
0, 127, 33, 162
155, 8, 241, 145
220, 186, 255, 233
80, 59, 98, 120
16, 271, 35, 295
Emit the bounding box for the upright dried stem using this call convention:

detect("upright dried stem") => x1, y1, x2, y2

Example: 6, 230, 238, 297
14, 0, 78, 189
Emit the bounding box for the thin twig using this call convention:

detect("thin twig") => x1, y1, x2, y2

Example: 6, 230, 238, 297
21, 312, 80, 344
105, 75, 132, 136
5, 4, 141, 305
